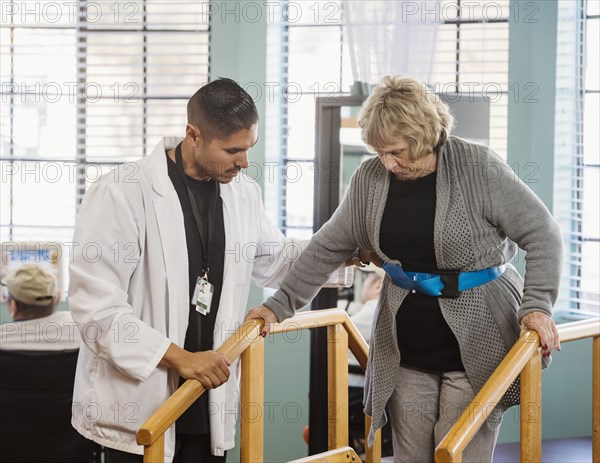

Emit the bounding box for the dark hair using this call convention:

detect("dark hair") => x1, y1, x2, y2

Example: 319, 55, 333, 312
187, 77, 259, 142
8, 293, 55, 319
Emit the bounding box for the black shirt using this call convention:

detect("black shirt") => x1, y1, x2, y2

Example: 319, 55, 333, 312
380, 170, 464, 372
167, 152, 226, 434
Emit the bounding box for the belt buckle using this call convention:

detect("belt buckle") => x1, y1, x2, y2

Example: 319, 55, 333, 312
438, 269, 461, 298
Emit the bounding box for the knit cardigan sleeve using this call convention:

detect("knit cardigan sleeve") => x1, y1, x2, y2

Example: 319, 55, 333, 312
263, 168, 362, 322
481, 148, 564, 321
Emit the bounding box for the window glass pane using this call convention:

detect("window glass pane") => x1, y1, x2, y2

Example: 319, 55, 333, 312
147, 100, 187, 142
0, 165, 12, 224
85, 1, 144, 30
341, 38, 354, 93
584, 93, 599, 165
86, 33, 144, 94
583, 166, 599, 238
0, 226, 9, 244
12, 29, 75, 87
287, 96, 317, 160
588, 0, 600, 16
288, 26, 342, 92
286, 1, 342, 26
489, 92, 508, 159
9, 97, 76, 160
585, 18, 599, 91
0, 94, 12, 158
146, 33, 209, 97
2, 0, 80, 27
444, 0, 510, 21
284, 161, 315, 229
580, 241, 600, 311
0, 27, 10, 84
10, 161, 76, 227
147, 1, 210, 30
459, 23, 509, 87
431, 24, 458, 87
85, 101, 144, 162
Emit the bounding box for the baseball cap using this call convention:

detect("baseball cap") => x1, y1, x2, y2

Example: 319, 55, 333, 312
1, 264, 59, 306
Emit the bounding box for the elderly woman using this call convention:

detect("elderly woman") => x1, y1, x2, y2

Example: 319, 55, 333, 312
247, 76, 563, 462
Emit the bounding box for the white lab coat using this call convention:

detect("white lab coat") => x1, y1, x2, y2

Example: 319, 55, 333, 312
69, 137, 305, 460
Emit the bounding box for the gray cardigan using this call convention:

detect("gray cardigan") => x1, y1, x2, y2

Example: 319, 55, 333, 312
265, 136, 563, 444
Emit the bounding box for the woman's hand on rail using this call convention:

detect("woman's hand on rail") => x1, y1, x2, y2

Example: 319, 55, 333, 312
245, 305, 277, 337
358, 249, 383, 267
520, 311, 561, 357
344, 249, 384, 267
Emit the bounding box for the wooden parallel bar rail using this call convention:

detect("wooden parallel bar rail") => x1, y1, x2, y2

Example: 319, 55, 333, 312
328, 324, 349, 449
137, 309, 379, 462
289, 446, 362, 462
558, 318, 600, 342
241, 336, 265, 463
435, 318, 600, 463
434, 331, 540, 463
520, 350, 542, 462
137, 320, 263, 447
364, 416, 381, 463
269, 309, 369, 370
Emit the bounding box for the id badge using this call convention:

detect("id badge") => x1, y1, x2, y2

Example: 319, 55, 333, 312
191, 276, 214, 315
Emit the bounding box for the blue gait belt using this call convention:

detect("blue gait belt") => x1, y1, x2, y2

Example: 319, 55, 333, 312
382, 263, 506, 298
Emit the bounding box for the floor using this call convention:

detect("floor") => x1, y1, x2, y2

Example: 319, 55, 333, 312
379, 436, 593, 462
493, 436, 593, 463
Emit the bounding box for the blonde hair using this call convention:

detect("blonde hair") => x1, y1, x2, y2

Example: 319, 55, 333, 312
358, 75, 455, 159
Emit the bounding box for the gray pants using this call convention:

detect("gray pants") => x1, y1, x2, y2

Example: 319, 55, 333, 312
387, 365, 499, 463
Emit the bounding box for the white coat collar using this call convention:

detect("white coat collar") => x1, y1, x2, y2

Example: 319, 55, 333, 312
148, 137, 183, 197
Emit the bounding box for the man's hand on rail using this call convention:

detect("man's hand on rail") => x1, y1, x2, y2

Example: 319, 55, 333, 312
245, 305, 277, 337
520, 311, 561, 357
159, 343, 231, 390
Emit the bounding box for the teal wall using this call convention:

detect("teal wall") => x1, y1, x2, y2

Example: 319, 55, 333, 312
507, 0, 558, 209
507, 0, 559, 277
498, 337, 594, 443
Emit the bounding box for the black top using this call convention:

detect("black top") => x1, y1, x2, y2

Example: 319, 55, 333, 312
167, 152, 226, 434
380, 170, 464, 372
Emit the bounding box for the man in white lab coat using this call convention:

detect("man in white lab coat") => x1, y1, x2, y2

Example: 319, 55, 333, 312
69, 78, 308, 462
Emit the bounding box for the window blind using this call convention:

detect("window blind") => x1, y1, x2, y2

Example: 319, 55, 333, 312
581, 0, 600, 313
554, 0, 599, 314
0, 1, 210, 248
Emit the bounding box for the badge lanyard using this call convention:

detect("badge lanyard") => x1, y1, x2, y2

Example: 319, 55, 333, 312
175, 142, 219, 314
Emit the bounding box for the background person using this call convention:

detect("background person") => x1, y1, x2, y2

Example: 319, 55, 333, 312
0, 263, 97, 463
247, 75, 563, 463
1, 263, 79, 350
